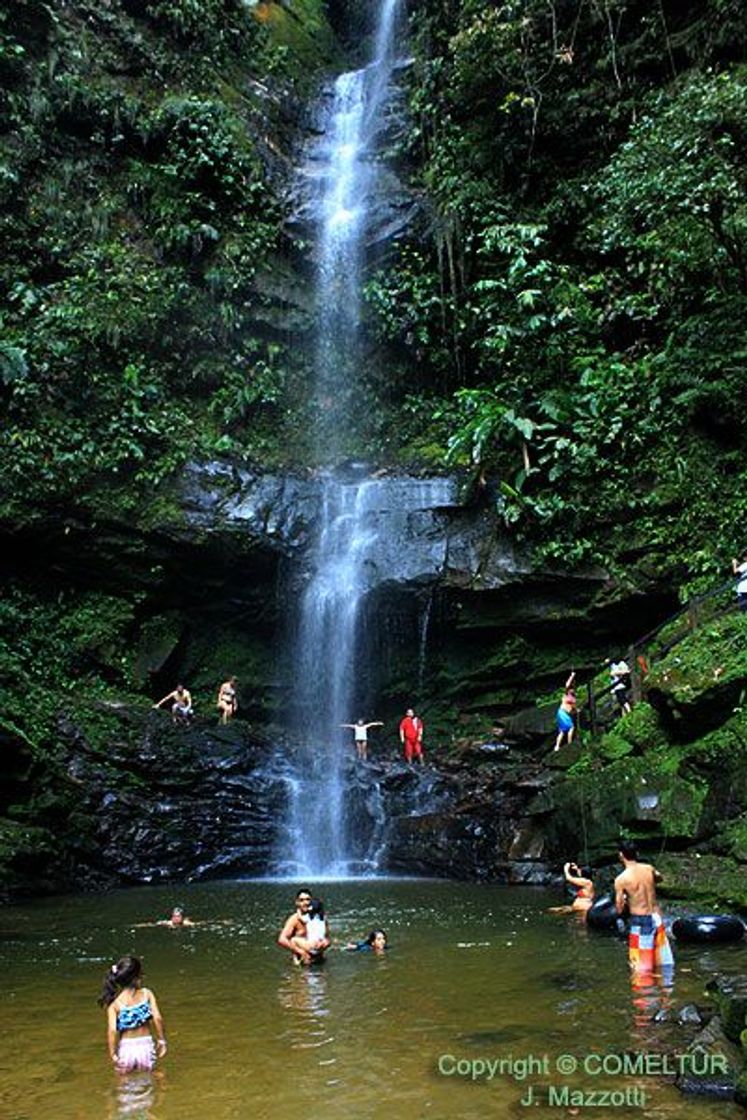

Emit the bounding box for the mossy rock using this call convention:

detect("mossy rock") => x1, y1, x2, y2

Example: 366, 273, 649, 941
539, 749, 708, 859
656, 853, 747, 911
132, 612, 184, 687
0, 818, 56, 889
722, 815, 747, 863
252, 0, 338, 71
704, 976, 747, 1044
646, 612, 747, 739
595, 698, 667, 761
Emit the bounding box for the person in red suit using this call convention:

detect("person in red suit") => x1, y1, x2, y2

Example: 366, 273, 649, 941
399, 707, 424, 764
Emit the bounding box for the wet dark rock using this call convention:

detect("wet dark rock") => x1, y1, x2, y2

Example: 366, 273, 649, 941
58, 708, 287, 886
678, 1004, 709, 1026
676, 1014, 743, 1100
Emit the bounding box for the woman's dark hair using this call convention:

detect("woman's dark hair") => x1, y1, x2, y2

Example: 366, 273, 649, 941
365, 929, 387, 945
97, 955, 142, 1007
308, 897, 325, 918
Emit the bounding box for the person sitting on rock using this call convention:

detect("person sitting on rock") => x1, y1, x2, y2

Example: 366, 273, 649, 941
153, 684, 193, 725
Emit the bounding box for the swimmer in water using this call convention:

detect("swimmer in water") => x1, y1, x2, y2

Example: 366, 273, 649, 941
344, 929, 388, 953
98, 955, 167, 1072
134, 905, 196, 929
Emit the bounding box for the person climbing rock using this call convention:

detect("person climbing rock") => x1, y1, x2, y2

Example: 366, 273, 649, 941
554, 671, 577, 751
607, 658, 632, 716
732, 553, 747, 611
153, 684, 193, 725
399, 707, 424, 764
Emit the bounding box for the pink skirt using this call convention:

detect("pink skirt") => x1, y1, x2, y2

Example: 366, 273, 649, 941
116, 1036, 156, 1072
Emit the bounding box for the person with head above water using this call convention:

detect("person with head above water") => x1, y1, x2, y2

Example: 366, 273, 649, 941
159, 905, 195, 928
153, 684, 193, 725
98, 955, 167, 1073
134, 905, 196, 929
217, 676, 238, 724
277, 888, 330, 966
399, 707, 424, 764
564, 861, 594, 911
344, 929, 388, 953
288, 897, 329, 963
340, 717, 384, 761
615, 841, 674, 973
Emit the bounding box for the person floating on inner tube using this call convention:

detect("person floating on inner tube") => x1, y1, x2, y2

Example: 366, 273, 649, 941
564, 861, 594, 911
614, 841, 674, 975
547, 861, 595, 915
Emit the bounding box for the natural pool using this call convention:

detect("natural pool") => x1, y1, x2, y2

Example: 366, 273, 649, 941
1, 880, 744, 1120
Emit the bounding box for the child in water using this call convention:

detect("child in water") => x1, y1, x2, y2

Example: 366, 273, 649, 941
98, 956, 167, 1072
290, 898, 329, 963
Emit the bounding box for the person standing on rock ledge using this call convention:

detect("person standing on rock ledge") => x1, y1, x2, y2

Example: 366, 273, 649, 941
217, 676, 238, 724
340, 718, 384, 761
399, 708, 424, 764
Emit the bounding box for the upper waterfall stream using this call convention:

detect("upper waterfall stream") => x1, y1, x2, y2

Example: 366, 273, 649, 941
275, 0, 451, 877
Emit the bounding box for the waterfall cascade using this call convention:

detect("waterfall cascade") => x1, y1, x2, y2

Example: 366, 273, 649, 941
275, 1, 453, 878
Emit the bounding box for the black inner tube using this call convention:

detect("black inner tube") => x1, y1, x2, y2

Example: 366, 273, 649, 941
672, 915, 745, 944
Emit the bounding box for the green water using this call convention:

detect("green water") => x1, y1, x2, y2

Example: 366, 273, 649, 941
1, 880, 744, 1119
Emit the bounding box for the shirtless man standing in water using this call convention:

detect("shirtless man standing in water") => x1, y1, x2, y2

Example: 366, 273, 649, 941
614, 842, 673, 972
277, 888, 330, 965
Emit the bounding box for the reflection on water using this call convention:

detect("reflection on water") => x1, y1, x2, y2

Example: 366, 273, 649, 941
277, 967, 333, 1050
630, 964, 676, 1035
0, 880, 744, 1120
109, 1071, 158, 1120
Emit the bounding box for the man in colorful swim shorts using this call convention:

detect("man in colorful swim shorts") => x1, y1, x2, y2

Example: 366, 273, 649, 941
615, 841, 674, 974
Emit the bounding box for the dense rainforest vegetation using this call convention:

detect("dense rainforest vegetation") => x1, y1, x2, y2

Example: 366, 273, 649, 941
1, 0, 747, 896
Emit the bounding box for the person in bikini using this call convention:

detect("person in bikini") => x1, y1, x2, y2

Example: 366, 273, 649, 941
615, 841, 674, 973
564, 861, 594, 911
98, 955, 167, 1072
554, 672, 576, 751
217, 676, 238, 724
548, 860, 595, 915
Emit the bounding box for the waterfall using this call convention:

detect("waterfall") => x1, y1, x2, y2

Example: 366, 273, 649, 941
276, 0, 449, 879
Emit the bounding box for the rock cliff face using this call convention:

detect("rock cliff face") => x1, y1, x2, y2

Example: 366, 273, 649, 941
6, 462, 746, 903
55, 703, 560, 888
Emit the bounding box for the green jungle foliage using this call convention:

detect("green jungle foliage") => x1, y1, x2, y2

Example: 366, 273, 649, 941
0, 0, 335, 521
1, 1, 747, 893
365, 0, 747, 582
